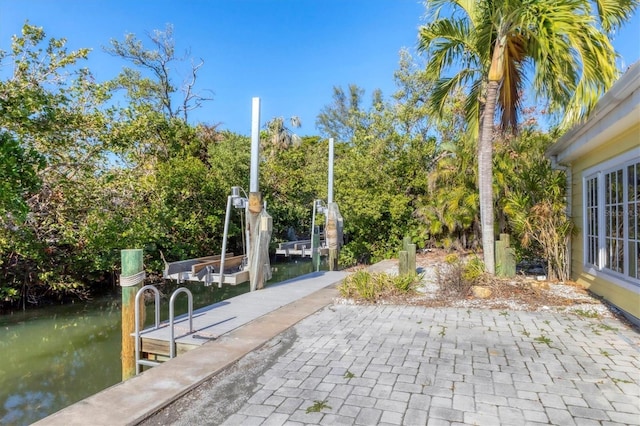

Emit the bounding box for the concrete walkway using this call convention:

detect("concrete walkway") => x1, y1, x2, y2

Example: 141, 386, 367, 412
145, 303, 640, 425
33, 271, 348, 426
34, 262, 640, 426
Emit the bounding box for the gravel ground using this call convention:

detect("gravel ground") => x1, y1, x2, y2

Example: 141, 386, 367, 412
337, 251, 627, 322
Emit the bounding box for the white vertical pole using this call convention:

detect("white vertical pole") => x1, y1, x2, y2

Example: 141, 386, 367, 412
218, 195, 233, 288
250, 97, 261, 193
328, 137, 334, 203
310, 199, 316, 265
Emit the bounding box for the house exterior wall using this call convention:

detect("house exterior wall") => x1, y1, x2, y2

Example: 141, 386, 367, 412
569, 125, 640, 320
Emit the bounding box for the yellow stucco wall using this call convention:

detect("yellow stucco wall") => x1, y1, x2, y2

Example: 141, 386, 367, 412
568, 124, 640, 320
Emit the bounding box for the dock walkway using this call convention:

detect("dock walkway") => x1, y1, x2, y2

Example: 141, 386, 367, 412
140, 270, 347, 355
34, 269, 348, 426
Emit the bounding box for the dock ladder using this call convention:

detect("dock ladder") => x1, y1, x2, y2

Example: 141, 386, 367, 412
134, 285, 194, 374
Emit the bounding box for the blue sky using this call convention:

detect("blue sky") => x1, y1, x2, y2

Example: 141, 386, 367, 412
1, 0, 639, 136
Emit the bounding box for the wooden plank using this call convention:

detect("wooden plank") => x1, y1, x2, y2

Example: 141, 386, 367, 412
191, 255, 244, 275
164, 255, 224, 276
177, 342, 199, 355
140, 339, 199, 359
222, 269, 250, 285
141, 338, 170, 357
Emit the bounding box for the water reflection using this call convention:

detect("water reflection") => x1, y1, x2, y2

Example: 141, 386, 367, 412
0, 299, 122, 425
0, 259, 317, 425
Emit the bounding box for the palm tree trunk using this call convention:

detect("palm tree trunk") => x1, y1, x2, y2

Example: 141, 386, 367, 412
479, 80, 499, 274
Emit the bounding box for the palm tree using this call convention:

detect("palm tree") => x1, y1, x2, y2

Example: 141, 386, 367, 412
418, 0, 635, 273
416, 136, 480, 249
262, 116, 302, 157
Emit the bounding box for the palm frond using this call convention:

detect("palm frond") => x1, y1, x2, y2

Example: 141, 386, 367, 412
419, 18, 480, 81
593, 0, 640, 32
498, 33, 527, 132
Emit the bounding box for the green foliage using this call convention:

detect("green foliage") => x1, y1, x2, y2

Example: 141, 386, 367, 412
0, 22, 114, 306
261, 136, 326, 244
499, 130, 574, 281
338, 270, 421, 302
325, 87, 436, 263
534, 335, 553, 346
463, 255, 485, 282
573, 309, 600, 319
0, 132, 43, 221
316, 84, 368, 142
306, 400, 332, 414
1, 13, 620, 311
417, 0, 633, 273
0, 23, 224, 309
414, 94, 480, 249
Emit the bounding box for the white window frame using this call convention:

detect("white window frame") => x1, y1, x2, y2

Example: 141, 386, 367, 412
582, 150, 640, 291
583, 173, 599, 268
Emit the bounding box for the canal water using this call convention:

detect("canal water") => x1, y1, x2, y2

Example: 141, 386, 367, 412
0, 259, 320, 425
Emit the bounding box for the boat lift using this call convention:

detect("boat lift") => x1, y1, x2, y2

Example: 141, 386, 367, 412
275, 138, 343, 270
162, 186, 251, 287
162, 99, 272, 291
275, 199, 327, 259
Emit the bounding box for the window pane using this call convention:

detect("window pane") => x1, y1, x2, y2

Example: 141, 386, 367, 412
629, 164, 637, 202
629, 241, 638, 279
630, 201, 638, 240
616, 169, 623, 201
636, 241, 640, 279
585, 176, 599, 267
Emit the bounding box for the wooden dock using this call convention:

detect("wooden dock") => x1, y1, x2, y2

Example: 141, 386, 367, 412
275, 240, 328, 258
138, 270, 347, 363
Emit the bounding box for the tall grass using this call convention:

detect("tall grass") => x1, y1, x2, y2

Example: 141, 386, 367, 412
338, 270, 422, 302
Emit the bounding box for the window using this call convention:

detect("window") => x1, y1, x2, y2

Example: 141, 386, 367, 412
583, 155, 640, 285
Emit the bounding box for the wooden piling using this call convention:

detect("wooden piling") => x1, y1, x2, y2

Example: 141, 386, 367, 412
121, 249, 143, 381
408, 243, 417, 276
402, 236, 412, 252
399, 237, 416, 276
247, 192, 272, 291
326, 202, 341, 271
399, 250, 409, 276
495, 234, 516, 277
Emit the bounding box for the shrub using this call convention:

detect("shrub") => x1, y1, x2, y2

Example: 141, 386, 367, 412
338, 270, 421, 302
436, 254, 484, 297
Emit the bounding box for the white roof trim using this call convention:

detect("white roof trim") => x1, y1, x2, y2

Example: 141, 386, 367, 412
547, 61, 640, 163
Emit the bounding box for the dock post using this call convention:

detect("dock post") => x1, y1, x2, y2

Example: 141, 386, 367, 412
496, 233, 516, 277
408, 243, 417, 276
399, 250, 409, 275
120, 249, 144, 381
312, 232, 320, 271
247, 97, 272, 290
326, 202, 343, 271
402, 236, 412, 252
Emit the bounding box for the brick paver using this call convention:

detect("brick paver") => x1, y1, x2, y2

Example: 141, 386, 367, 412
219, 305, 640, 425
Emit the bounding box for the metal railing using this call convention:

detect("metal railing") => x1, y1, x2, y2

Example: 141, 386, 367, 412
134, 285, 194, 373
